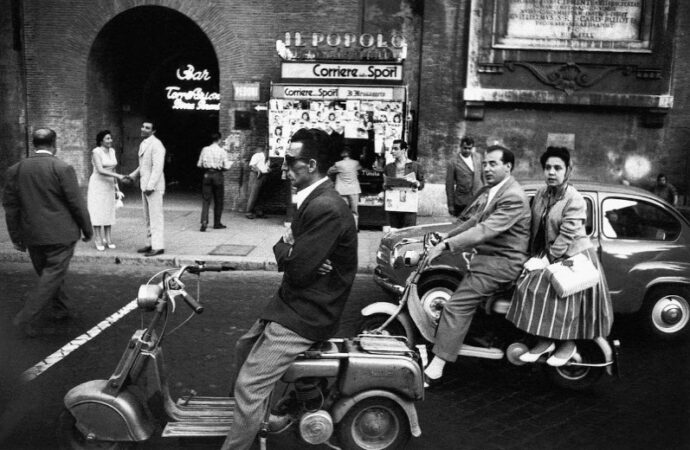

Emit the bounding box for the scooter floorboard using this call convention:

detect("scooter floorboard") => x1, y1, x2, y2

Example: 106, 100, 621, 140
162, 420, 232, 438
176, 396, 236, 408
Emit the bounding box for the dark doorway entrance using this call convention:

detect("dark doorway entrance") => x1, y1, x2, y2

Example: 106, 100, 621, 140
87, 6, 219, 192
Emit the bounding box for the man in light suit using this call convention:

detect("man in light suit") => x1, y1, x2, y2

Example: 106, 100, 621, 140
127, 120, 166, 257
3, 128, 93, 337
424, 145, 531, 385
222, 128, 358, 449
446, 135, 484, 217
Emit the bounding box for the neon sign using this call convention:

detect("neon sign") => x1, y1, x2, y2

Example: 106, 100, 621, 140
166, 64, 220, 111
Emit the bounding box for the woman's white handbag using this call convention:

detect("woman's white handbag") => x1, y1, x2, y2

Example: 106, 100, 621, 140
546, 253, 600, 297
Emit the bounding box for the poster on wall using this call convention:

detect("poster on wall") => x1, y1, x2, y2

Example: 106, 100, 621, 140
268, 84, 406, 159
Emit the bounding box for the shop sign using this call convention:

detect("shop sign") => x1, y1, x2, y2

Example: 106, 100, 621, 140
276, 31, 407, 62
165, 64, 220, 111
272, 85, 405, 101
233, 82, 261, 101
281, 62, 403, 81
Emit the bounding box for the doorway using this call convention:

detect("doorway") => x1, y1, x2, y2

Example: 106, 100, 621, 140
87, 6, 219, 192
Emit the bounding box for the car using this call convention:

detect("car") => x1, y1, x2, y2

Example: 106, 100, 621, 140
374, 180, 690, 340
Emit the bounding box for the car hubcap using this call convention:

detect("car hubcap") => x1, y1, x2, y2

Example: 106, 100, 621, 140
352, 405, 399, 449
652, 295, 690, 334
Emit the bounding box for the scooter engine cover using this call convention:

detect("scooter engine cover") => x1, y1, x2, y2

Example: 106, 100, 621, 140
64, 379, 154, 442
299, 410, 333, 445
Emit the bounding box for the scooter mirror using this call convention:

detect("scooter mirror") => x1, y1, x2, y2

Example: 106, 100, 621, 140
403, 250, 421, 266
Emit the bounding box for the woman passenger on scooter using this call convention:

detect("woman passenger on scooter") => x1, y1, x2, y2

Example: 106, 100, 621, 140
505, 146, 614, 366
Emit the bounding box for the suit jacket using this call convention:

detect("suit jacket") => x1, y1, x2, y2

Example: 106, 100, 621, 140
445, 176, 530, 281
383, 161, 425, 190
262, 179, 358, 341
3, 152, 92, 246
531, 184, 592, 261
446, 152, 483, 207
131, 135, 166, 192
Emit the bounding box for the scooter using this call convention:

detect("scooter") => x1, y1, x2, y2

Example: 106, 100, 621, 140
60, 262, 424, 449
360, 233, 620, 391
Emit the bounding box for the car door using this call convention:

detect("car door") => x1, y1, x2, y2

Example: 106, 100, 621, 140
597, 194, 686, 313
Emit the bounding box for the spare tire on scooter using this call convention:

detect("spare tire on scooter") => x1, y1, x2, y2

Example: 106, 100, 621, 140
545, 341, 604, 391
57, 408, 133, 450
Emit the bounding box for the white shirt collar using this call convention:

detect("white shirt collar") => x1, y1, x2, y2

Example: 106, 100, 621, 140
295, 176, 329, 209
485, 175, 511, 211
459, 153, 474, 171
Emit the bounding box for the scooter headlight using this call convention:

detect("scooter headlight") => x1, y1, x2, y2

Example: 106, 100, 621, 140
137, 284, 162, 310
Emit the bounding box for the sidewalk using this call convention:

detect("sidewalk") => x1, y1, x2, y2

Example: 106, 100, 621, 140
0, 193, 452, 273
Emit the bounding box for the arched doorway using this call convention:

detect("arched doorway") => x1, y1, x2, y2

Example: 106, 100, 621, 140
87, 5, 219, 192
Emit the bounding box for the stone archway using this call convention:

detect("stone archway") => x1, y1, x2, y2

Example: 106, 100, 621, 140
86, 5, 220, 191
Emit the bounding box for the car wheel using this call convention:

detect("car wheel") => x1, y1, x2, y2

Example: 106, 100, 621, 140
337, 397, 411, 450
641, 286, 690, 340
57, 409, 134, 450
545, 341, 604, 391
359, 314, 412, 344
417, 274, 460, 323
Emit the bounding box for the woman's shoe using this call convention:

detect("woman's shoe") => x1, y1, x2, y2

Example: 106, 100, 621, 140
519, 341, 556, 363
95, 242, 105, 251
106, 243, 116, 249
546, 341, 577, 367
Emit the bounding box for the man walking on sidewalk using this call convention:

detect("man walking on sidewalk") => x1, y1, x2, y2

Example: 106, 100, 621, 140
127, 120, 166, 256
3, 128, 93, 337
197, 132, 231, 231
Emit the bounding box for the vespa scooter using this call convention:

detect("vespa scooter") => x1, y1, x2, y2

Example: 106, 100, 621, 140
360, 233, 620, 391
60, 262, 424, 449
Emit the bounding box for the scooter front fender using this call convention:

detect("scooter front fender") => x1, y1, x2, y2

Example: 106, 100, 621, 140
331, 390, 421, 437
361, 302, 414, 342
64, 379, 154, 442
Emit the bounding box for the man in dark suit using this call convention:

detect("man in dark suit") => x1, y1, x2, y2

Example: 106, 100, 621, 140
222, 128, 358, 450
3, 128, 93, 337
446, 135, 484, 216
423, 145, 531, 385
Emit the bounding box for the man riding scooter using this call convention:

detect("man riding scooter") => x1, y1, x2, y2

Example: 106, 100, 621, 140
222, 128, 358, 449
423, 145, 531, 387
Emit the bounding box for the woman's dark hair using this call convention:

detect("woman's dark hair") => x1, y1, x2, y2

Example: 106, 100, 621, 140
96, 130, 111, 146
540, 146, 571, 168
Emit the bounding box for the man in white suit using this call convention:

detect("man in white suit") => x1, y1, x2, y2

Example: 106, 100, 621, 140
127, 120, 166, 257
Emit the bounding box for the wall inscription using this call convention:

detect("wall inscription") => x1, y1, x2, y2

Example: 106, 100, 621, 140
506, 0, 642, 41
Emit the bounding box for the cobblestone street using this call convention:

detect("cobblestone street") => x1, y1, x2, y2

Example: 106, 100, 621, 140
0, 262, 688, 449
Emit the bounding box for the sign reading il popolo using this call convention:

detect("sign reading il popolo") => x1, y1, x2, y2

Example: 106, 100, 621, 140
281, 62, 403, 81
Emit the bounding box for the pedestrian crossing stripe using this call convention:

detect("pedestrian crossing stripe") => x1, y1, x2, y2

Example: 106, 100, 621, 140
20, 299, 138, 383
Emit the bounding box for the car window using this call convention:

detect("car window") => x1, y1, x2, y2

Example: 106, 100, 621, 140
602, 197, 681, 241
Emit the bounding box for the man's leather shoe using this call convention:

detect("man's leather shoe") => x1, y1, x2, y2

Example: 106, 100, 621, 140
213, 224, 227, 229
144, 249, 164, 257
200, 223, 207, 232
137, 246, 152, 253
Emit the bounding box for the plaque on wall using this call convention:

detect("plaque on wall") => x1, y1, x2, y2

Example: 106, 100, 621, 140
463, 0, 675, 113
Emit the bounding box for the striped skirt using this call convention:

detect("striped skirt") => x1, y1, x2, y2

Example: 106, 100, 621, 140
505, 247, 614, 340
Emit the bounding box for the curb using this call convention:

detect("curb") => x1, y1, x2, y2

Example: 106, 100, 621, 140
0, 251, 377, 274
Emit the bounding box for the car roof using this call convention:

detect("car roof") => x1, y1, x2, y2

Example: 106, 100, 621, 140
518, 179, 660, 200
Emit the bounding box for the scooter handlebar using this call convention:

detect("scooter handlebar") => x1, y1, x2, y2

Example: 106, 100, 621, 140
175, 291, 204, 314
186, 263, 235, 274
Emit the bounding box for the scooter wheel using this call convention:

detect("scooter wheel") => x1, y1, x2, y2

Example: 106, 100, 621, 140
57, 409, 134, 450
545, 341, 604, 391
337, 397, 410, 450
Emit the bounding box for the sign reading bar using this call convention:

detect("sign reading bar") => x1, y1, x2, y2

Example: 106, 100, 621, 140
281, 62, 403, 81
165, 64, 220, 111
271, 85, 406, 101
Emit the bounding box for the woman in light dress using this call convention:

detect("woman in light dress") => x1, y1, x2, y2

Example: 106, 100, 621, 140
87, 130, 125, 251
506, 146, 613, 366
